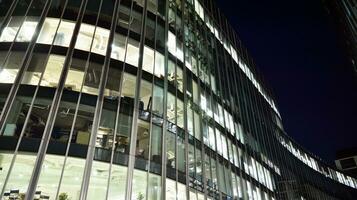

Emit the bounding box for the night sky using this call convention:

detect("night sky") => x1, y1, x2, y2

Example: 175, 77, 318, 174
216, 0, 357, 164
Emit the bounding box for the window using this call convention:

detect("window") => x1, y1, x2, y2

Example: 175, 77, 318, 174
111, 34, 126, 61
0, 17, 22, 42
53, 20, 75, 47
168, 31, 176, 58
16, 18, 38, 42
75, 23, 96, 52
194, 0, 204, 20
177, 182, 187, 200
148, 173, 161, 200
125, 39, 140, 67
166, 131, 176, 170
166, 178, 176, 200
152, 84, 164, 117
154, 51, 165, 78
0, 51, 25, 84
177, 136, 186, 172
143, 46, 155, 74
132, 169, 147, 200
208, 126, 216, 150
193, 111, 201, 140
150, 124, 162, 173
40, 54, 65, 88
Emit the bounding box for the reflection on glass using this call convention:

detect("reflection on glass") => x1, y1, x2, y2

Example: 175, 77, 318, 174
16, 18, 38, 42
166, 131, 176, 170
37, 18, 60, 44
111, 34, 126, 61
0, 17, 23, 42
40, 54, 65, 88
0, 51, 25, 84
154, 51, 164, 78
75, 23, 95, 51
53, 20, 75, 47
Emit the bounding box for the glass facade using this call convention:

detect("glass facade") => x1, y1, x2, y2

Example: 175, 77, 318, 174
0, 0, 356, 200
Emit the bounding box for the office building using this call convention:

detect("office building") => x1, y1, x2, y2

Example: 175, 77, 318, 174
0, 0, 356, 199
336, 148, 357, 178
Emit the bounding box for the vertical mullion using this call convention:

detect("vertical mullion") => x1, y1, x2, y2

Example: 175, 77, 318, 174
24, 0, 89, 199
161, 0, 170, 199
181, 0, 191, 199
124, 0, 148, 199
0, 0, 40, 133
0, 0, 18, 34
77, 0, 119, 199
145, 2, 159, 199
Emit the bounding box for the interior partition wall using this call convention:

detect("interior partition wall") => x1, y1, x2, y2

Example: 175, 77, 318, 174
0, 0, 356, 200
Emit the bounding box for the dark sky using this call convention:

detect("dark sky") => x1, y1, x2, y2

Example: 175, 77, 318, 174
216, 0, 357, 164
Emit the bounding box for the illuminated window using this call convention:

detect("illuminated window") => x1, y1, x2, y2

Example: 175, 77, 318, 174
0, 52, 25, 84
125, 39, 140, 67
143, 46, 155, 74
0, 17, 22, 42
154, 51, 165, 78
54, 20, 75, 47
16, 19, 38, 42
40, 54, 65, 88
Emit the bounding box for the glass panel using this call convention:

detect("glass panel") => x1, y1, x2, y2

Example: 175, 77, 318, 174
53, 20, 75, 47
107, 164, 127, 200
15, 17, 38, 42
208, 126, 215, 151
75, 23, 95, 52
166, 131, 176, 170
125, 39, 139, 67
189, 190, 197, 200
195, 148, 202, 184
91, 27, 109, 55
152, 84, 164, 117
193, 111, 200, 141
1, 153, 37, 198
177, 135, 185, 173
176, 99, 184, 129
57, 157, 86, 200
166, 178, 176, 200
135, 119, 150, 169
0, 153, 12, 190
132, 169, 147, 200
37, 18, 60, 44
148, 173, 161, 200
166, 93, 175, 124
177, 182, 187, 200
0, 51, 25, 84
143, 46, 155, 74
111, 33, 126, 61
150, 124, 162, 173
0, 17, 23, 42
154, 51, 164, 78
40, 54, 65, 88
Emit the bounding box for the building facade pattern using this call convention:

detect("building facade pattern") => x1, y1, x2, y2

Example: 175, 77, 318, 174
0, 0, 356, 199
